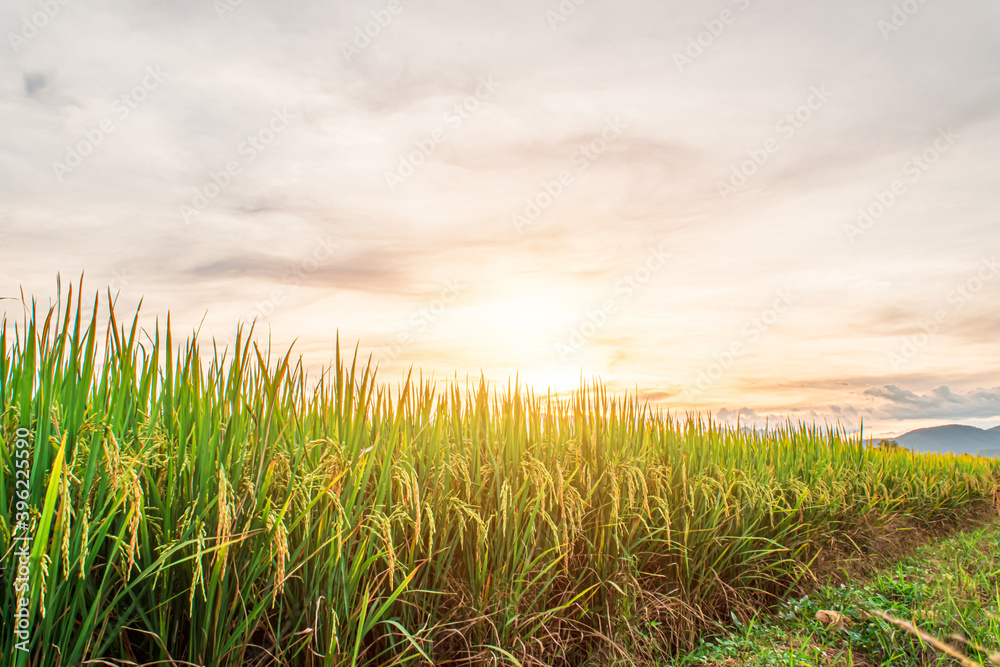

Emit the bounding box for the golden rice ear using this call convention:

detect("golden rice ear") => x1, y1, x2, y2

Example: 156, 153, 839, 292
59, 447, 72, 576
125, 468, 143, 580
215, 465, 234, 580
78, 500, 91, 579
266, 510, 289, 602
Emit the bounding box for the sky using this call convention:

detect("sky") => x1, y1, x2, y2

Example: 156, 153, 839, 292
1, 0, 999, 438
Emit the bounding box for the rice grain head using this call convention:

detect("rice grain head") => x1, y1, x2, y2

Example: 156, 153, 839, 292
267, 511, 289, 603
125, 469, 143, 579
215, 465, 233, 579
78, 499, 90, 579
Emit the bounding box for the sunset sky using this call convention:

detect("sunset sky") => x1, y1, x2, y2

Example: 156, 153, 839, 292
2, 0, 999, 437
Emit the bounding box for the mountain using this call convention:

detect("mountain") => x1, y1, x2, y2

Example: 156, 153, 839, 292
893, 425, 1000, 456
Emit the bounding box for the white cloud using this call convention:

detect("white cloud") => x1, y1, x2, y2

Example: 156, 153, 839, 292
1, 0, 999, 433
864, 385, 1000, 421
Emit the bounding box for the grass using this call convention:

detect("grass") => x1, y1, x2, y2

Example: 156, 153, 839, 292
1, 280, 999, 666
675, 513, 1000, 666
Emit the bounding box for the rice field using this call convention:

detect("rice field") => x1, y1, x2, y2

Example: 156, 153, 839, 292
2, 286, 998, 666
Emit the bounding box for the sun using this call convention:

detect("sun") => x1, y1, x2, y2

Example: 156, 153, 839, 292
448, 287, 586, 393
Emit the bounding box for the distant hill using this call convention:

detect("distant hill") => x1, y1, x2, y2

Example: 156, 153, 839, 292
893, 424, 1000, 457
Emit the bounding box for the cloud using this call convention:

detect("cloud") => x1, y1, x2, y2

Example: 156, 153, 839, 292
638, 390, 680, 402
23, 73, 47, 96
716, 407, 760, 422
1, 0, 999, 439
864, 385, 1000, 420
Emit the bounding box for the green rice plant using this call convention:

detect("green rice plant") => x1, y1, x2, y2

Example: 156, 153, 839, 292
0, 279, 997, 666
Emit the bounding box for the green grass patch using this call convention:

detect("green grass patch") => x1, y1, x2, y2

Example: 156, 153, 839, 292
678, 516, 1000, 666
